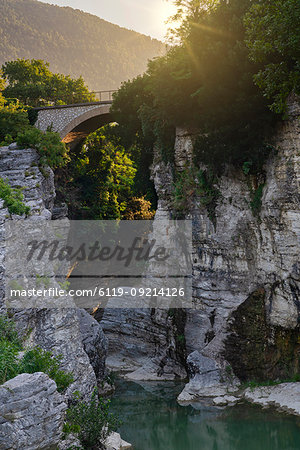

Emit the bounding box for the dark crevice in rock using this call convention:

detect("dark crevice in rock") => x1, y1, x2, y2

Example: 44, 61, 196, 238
224, 288, 300, 382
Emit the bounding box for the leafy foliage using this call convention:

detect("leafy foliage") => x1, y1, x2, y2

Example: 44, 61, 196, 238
173, 167, 220, 223
250, 183, 265, 217
0, 0, 165, 91
0, 315, 22, 349
122, 197, 155, 220
166, 0, 220, 43
2, 59, 95, 107
16, 128, 69, 169
74, 129, 136, 219
245, 0, 300, 114
0, 99, 30, 144
0, 340, 20, 384
65, 390, 119, 449
0, 177, 30, 215
56, 125, 156, 220
19, 348, 74, 393
0, 65, 70, 171
0, 313, 73, 391
0, 77, 5, 102
112, 0, 277, 176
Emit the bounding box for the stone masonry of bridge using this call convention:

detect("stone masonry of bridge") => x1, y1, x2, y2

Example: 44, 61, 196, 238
35, 101, 112, 145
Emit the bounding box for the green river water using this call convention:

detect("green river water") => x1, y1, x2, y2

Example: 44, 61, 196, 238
110, 379, 300, 450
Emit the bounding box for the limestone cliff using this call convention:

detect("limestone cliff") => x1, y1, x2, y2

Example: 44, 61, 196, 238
174, 98, 300, 400
136, 97, 298, 402
0, 144, 107, 399
95, 99, 299, 391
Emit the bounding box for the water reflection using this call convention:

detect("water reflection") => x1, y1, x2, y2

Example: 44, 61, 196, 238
110, 379, 300, 450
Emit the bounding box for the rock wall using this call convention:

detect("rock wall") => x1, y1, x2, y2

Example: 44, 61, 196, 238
176, 99, 300, 398
98, 307, 186, 381
0, 144, 107, 399
95, 129, 197, 382
91, 97, 299, 397
142, 98, 299, 399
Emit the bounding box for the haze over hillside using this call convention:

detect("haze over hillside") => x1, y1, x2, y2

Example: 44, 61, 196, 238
0, 0, 166, 90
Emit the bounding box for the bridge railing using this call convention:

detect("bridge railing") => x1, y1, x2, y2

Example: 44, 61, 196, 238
91, 90, 118, 102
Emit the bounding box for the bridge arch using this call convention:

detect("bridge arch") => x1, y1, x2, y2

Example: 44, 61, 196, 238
35, 101, 114, 149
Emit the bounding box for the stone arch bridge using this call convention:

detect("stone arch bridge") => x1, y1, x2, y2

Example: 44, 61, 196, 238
35, 96, 115, 149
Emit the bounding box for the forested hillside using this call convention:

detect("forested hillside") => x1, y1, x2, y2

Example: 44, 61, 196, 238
0, 0, 166, 90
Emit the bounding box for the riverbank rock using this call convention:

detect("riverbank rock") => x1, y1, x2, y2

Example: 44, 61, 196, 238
177, 351, 238, 402
243, 382, 300, 416
0, 372, 67, 449
178, 381, 300, 416
175, 97, 300, 398
213, 395, 238, 406
105, 432, 132, 450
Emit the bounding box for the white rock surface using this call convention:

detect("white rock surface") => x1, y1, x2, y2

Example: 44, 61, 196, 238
0, 372, 67, 450
213, 395, 239, 406
176, 98, 300, 400
77, 308, 108, 381
244, 382, 300, 416
177, 351, 238, 402
105, 431, 132, 450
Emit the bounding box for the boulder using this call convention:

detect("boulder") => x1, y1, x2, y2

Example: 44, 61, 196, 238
177, 351, 238, 402
105, 432, 132, 450
0, 372, 67, 449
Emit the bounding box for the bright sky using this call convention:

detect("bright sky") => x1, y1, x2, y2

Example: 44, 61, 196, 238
38, 0, 178, 40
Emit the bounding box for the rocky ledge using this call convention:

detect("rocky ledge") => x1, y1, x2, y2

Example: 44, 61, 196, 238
243, 382, 300, 416
178, 380, 300, 417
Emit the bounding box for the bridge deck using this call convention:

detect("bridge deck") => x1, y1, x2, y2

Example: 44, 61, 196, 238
34, 100, 113, 111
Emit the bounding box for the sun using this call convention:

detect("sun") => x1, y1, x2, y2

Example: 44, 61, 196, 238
159, 1, 179, 38
161, 1, 178, 23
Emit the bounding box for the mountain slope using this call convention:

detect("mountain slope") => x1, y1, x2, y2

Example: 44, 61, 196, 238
0, 0, 166, 90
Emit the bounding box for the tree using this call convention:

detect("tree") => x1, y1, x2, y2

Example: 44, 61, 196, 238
112, 0, 275, 173
0, 99, 30, 145
244, 0, 300, 114
167, 0, 220, 43
1, 59, 95, 106
0, 76, 5, 106
66, 129, 137, 219
110, 75, 154, 151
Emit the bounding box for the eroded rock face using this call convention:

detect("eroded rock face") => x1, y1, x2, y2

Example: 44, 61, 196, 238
98, 308, 186, 380
15, 308, 98, 399
77, 308, 108, 381
186, 101, 299, 381
0, 372, 67, 450
147, 98, 300, 399
177, 351, 237, 401
224, 288, 300, 381
94, 134, 197, 381
0, 146, 106, 399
